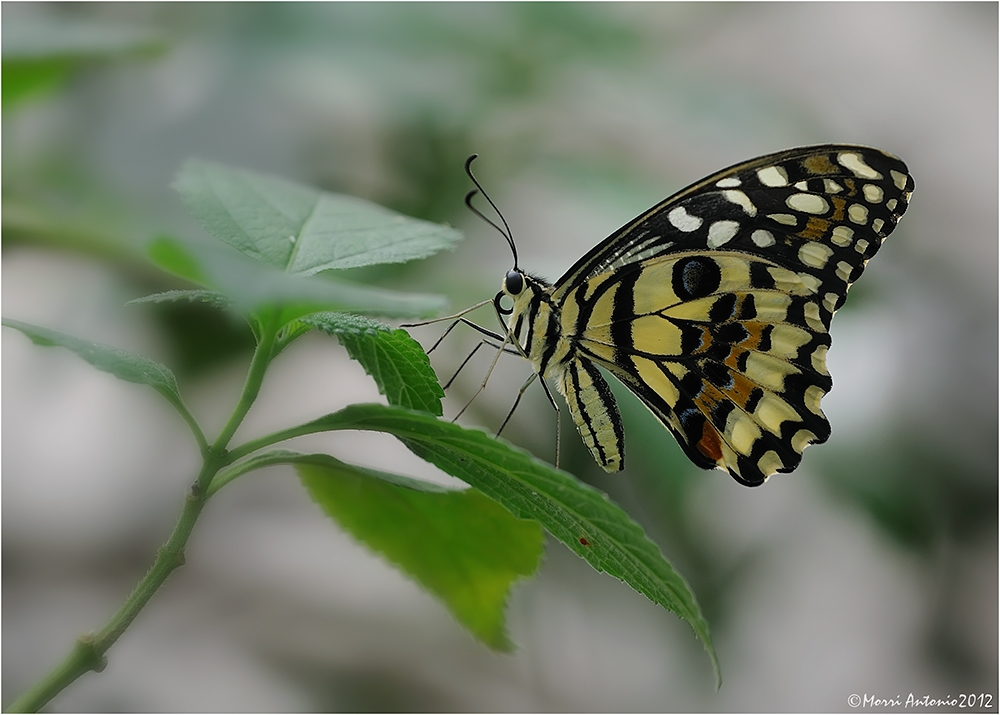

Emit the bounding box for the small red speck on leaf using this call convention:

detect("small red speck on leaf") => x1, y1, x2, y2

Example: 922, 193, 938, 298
579, 537, 590, 546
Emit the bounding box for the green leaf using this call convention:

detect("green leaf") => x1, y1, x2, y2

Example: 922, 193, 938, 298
292, 453, 543, 651
3, 318, 180, 401
1, 319, 203, 448
172, 159, 462, 274
127, 289, 233, 310
302, 312, 444, 415
147, 235, 210, 285
308, 402, 720, 683
147, 236, 447, 320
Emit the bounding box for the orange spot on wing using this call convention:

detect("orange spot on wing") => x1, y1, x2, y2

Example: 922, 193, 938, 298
738, 323, 766, 351
829, 196, 847, 221
802, 154, 837, 175
798, 217, 830, 240
697, 421, 724, 462
723, 370, 759, 408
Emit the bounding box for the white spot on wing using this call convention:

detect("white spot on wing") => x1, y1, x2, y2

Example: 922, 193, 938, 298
848, 204, 869, 225
707, 220, 740, 247
804, 385, 825, 415
798, 241, 834, 269
811, 344, 829, 375
722, 190, 757, 216
668, 206, 703, 232
837, 152, 882, 179
799, 273, 821, 293
804, 302, 824, 332
792, 429, 818, 454
757, 165, 789, 187
716, 177, 741, 188
751, 229, 775, 247
890, 169, 908, 189
862, 184, 884, 203
830, 225, 854, 247
786, 193, 829, 215
768, 213, 798, 226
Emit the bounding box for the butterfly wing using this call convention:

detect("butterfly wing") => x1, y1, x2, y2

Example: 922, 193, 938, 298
552, 144, 913, 303
553, 145, 913, 485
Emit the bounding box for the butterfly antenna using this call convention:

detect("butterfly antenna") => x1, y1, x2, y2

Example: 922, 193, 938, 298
464, 154, 518, 268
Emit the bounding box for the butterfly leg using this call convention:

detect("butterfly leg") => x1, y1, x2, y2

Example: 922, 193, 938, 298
399, 298, 493, 329
424, 317, 505, 355
451, 331, 511, 423
441, 331, 521, 391
443, 341, 485, 390
496, 371, 538, 436
494, 371, 563, 469
537, 376, 562, 470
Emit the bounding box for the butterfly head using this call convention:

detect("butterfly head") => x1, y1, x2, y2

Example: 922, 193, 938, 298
495, 267, 534, 317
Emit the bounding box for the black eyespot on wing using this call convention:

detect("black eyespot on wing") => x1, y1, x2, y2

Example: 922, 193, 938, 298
672, 257, 722, 300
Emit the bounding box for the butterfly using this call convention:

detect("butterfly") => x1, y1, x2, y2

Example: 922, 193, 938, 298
421, 145, 913, 487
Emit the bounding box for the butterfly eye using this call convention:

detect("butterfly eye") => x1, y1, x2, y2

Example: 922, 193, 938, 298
504, 270, 524, 295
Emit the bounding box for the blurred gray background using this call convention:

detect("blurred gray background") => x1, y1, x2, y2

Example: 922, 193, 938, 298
3, 3, 997, 712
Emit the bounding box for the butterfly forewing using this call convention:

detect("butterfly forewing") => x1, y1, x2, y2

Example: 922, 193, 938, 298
553, 145, 912, 301
548, 144, 913, 485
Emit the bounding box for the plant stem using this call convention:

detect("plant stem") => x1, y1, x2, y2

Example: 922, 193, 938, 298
210, 321, 277, 460
3, 638, 105, 714
5, 465, 215, 713
223, 418, 328, 464
5, 325, 279, 712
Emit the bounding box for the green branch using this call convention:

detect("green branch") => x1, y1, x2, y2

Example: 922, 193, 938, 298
210, 320, 278, 460
4, 325, 280, 712
221, 420, 324, 464
5, 469, 214, 713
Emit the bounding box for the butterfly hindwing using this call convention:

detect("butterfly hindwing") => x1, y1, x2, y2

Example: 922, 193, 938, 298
549, 145, 913, 484
567, 251, 830, 484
